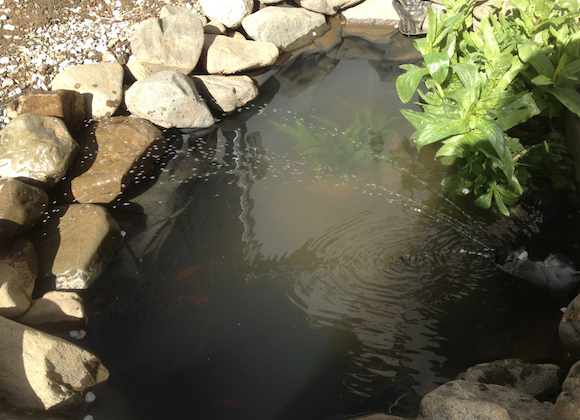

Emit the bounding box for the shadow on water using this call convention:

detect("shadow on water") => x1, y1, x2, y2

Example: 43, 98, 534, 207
77, 32, 578, 420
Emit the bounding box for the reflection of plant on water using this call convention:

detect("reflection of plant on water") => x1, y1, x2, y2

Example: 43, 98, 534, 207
271, 106, 399, 175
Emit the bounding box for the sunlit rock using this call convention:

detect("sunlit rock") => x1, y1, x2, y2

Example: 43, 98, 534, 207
192, 75, 258, 113
0, 238, 37, 318
242, 6, 330, 52
159, 4, 207, 24
32, 204, 123, 290
199, 0, 253, 28
125, 55, 153, 81
559, 292, 580, 360
69, 116, 167, 203
549, 360, 580, 420
203, 35, 279, 74
51, 62, 124, 120
125, 71, 214, 129
0, 315, 108, 411
295, 0, 363, 15
14, 291, 86, 333
204, 20, 227, 35
5, 89, 86, 135
0, 179, 48, 243
416, 380, 553, 420
461, 359, 561, 401
131, 12, 204, 74
341, 0, 400, 25
0, 114, 79, 187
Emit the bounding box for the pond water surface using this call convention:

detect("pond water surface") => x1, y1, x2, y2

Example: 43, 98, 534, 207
78, 32, 573, 420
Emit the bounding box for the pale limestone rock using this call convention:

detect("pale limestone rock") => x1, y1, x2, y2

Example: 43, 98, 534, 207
0, 114, 78, 187
5, 89, 86, 135
199, 0, 254, 28
416, 380, 553, 420
125, 55, 153, 81
550, 360, 580, 420
159, 4, 207, 24
192, 75, 258, 113
342, 0, 400, 25
0, 238, 37, 318
0, 315, 108, 411
462, 359, 561, 401
0, 178, 48, 242
125, 71, 214, 129
131, 13, 204, 74
204, 20, 227, 35
51, 62, 124, 119
68, 116, 167, 203
204, 35, 279, 74
242, 6, 330, 52
295, 0, 363, 15
32, 204, 123, 290
14, 291, 85, 333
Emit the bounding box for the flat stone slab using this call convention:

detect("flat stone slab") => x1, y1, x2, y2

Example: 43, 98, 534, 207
199, 0, 253, 28
204, 35, 279, 74
193, 75, 258, 113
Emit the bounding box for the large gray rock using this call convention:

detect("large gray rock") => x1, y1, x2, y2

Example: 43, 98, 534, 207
0, 114, 79, 187
51, 62, 124, 119
549, 360, 580, 420
341, 0, 400, 25
125, 71, 214, 129
68, 116, 167, 203
0, 238, 37, 318
159, 4, 207, 24
192, 75, 258, 113
131, 13, 204, 74
0, 178, 48, 242
242, 6, 330, 52
295, 0, 363, 15
416, 380, 553, 420
199, 0, 253, 28
14, 291, 85, 333
462, 359, 561, 400
6, 89, 86, 135
559, 292, 580, 360
0, 315, 108, 411
33, 204, 123, 290
204, 35, 279, 74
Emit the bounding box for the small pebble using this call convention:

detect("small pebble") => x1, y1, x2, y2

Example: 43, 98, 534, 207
85, 392, 96, 403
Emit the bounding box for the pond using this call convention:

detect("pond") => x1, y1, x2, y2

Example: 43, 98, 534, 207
78, 30, 573, 420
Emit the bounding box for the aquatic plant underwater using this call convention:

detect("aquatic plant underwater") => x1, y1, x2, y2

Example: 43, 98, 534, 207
396, 0, 580, 216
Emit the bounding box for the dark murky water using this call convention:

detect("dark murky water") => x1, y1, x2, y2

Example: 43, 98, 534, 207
76, 33, 576, 420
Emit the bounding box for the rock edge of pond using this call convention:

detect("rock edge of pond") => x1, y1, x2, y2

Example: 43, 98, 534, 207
1, 1, 580, 419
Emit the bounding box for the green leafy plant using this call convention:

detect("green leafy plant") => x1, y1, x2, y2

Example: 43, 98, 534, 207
396, 0, 580, 215
271, 108, 398, 174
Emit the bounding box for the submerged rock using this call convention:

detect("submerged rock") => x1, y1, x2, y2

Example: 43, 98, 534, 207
0, 315, 108, 411
125, 71, 214, 129
0, 114, 78, 187
51, 62, 124, 119
559, 292, 580, 360
0, 178, 48, 243
242, 6, 330, 52
0, 238, 37, 318
69, 116, 167, 203
131, 11, 204, 74
32, 204, 123, 290
417, 380, 552, 420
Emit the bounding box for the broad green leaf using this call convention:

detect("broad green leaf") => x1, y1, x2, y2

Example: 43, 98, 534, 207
496, 91, 541, 130
557, 57, 580, 83
416, 118, 470, 147
493, 187, 511, 215
475, 190, 493, 208
528, 51, 555, 79
549, 87, 580, 117
470, 116, 513, 180
518, 41, 540, 63
400, 109, 437, 131
414, 37, 430, 56
424, 51, 450, 84
396, 66, 430, 103
452, 63, 483, 109
427, 6, 437, 47
433, 13, 465, 46
530, 74, 553, 85
482, 26, 500, 61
